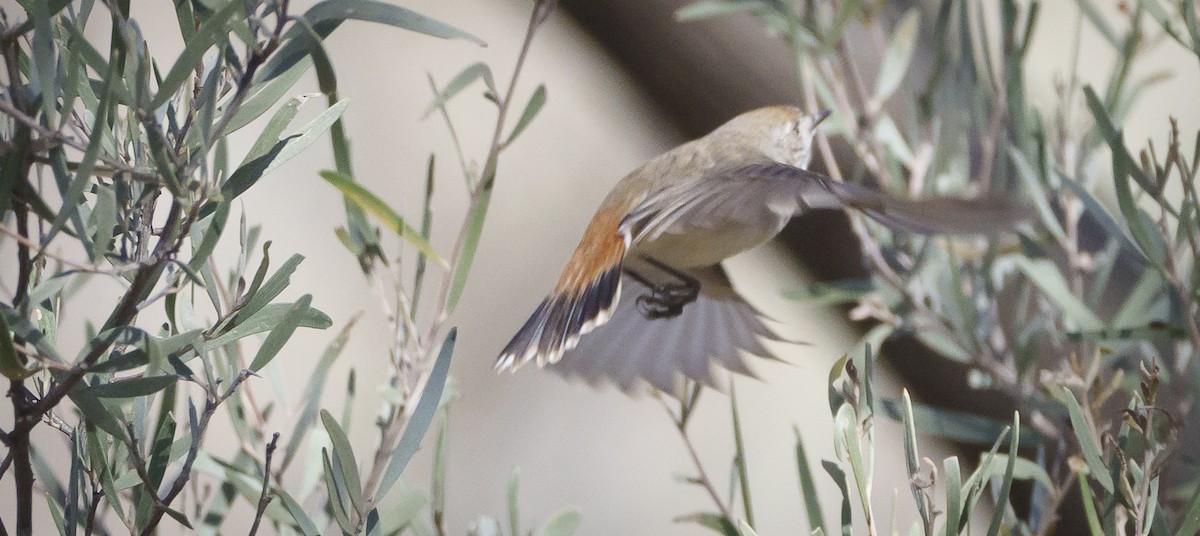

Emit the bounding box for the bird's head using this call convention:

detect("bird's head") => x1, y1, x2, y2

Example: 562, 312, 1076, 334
721, 106, 830, 169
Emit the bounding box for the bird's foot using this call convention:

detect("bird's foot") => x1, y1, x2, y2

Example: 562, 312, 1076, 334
626, 256, 701, 320
635, 279, 699, 319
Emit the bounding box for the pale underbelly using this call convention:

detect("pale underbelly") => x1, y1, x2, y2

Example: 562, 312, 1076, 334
630, 213, 791, 269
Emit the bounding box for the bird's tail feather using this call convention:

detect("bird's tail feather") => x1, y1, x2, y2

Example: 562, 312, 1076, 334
496, 264, 623, 371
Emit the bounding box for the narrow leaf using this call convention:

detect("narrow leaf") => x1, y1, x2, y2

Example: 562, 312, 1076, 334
1175, 482, 1200, 536
0, 311, 28, 380
508, 467, 521, 536
874, 9, 920, 103
794, 430, 827, 535
423, 62, 497, 118
675, 0, 760, 21
985, 412, 1020, 535
504, 85, 547, 146
277, 488, 321, 536
822, 460, 853, 536
321, 410, 365, 517
1059, 171, 1147, 264
1012, 257, 1104, 331
82, 376, 177, 399
219, 100, 350, 208
151, 0, 243, 109
320, 170, 447, 268
900, 390, 931, 529
248, 294, 313, 372
784, 279, 873, 305
374, 329, 457, 501
880, 398, 1042, 448
447, 188, 492, 312
283, 317, 357, 469
943, 457, 962, 535
234, 253, 304, 326
205, 302, 332, 351
1059, 387, 1114, 492
303, 0, 485, 45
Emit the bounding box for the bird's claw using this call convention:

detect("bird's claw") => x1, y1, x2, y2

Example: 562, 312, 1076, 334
636, 280, 699, 320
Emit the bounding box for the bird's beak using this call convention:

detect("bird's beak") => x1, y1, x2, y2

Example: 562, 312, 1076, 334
812, 109, 832, 127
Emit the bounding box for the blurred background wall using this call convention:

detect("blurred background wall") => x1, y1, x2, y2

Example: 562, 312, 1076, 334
2, 0, 1197, 533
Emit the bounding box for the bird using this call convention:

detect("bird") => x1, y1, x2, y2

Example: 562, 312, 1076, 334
495, 105, 1027, 394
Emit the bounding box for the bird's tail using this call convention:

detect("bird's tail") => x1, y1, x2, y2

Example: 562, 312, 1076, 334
496, 264, 622, 371
549, 264, 788, 395
826, 181, 1033, 235
496, 208, 628, 371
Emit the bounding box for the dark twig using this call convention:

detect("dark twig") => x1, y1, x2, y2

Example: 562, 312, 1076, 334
0, 98, 163, 185
248, 432, 281, 536
657, 395, 733, 522
6, 93, 36, 528
83, 479, 103, 536
137, 369, 256, 535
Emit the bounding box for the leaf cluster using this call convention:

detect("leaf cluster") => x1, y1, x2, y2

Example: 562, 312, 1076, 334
670, 0, 1200, 534
0, 0, 568, 534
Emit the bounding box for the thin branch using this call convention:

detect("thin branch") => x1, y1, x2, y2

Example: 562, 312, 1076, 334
425, 0, 549, 346
0, 98, 163, 185
657, 396, 733, 522
248, 432, 281, 536
137, 369, 256, 535
83, 483, 104, 536
361, 0, 553, 500
0, 223, 130, 275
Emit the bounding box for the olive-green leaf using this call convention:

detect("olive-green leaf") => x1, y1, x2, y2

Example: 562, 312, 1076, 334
1176, 483, 1200, 536
504, 85, 547, 146
423, 62, 497, 118
220, 99, 350, 208
304, 0, 485, 45
986, 412, 1020, 535
277, 488, 320, 536
83, 376, 177, 398
1012, 257, 1104, 331
151, 0, 244, 110
784, 279, 872, 305
1059, 387, 1114, 492
232, 253, 305, 327
249, 294, 313, 372
794, 431, 826, 535
943, 456, 962, 535
0, 310, 27, 380
320, 170, 447, 268
880, 398, 1043, 448
375, 328, 457, 501
206, 302, 332, 351
874, 9, 920, 103
321, 409, 365, 517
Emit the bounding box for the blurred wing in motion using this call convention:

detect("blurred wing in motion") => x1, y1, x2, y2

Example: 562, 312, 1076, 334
549, 264, 788, 394
736, 163, 1034, 235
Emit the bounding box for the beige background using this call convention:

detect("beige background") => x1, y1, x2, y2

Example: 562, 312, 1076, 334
2, 0, 1197, 534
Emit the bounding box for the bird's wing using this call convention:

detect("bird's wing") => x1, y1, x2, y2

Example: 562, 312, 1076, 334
617, 162, 850, 244
619, 167, 785, 241
548, 264, 789, 395
730, 163, 1034, 234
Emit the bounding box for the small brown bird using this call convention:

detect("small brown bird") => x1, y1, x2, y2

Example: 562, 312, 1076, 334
496, 106, 1025, 393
